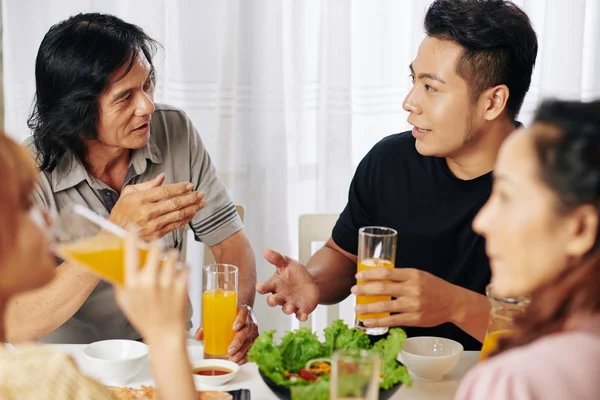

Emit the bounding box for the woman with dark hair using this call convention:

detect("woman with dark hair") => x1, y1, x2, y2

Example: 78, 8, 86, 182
0, 132, 198, 399
12, 13, 257, 361
456, 99, 600, 399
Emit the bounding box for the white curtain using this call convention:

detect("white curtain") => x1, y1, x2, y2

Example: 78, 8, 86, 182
4, 0, 600, 334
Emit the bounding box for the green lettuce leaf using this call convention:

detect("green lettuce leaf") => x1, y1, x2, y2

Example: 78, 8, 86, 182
323, 319, 346, 353
279, 328, 324, 372
334, 326, 371, 351
380, 362, 411, 390
291, 379, 329, 400
323, 319, 370, 352
371, 328, 411, 389
247, 329, 287, 386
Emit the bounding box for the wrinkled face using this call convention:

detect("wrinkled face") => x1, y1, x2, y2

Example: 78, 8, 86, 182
473, 126, 597, 298
0, 204, 55, 296
403, 36, 484, 157
94, 52, 156, 150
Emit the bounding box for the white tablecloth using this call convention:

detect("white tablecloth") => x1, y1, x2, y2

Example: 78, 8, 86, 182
49, 341, 479, 400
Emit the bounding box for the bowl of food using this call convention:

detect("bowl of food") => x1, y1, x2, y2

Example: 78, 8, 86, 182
81, 339, 149, 386
397, 336, 463, 382
249, 320, 412, 400
191, 359, 240, 387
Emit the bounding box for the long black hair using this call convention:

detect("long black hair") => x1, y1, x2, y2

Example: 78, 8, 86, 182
28, 13, 159, 172
424, 0, 538, 120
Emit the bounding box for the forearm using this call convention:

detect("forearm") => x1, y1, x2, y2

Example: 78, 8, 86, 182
5, 262, 100, 343
450, 286, 490, 342
307, 243, 356, 305
231, 252, 256, 307
211, 230, 256, 306
147, 333, 196, 400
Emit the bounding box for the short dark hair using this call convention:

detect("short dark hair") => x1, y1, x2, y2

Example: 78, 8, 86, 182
424, 0, 538, 120
28, 13, 159, 172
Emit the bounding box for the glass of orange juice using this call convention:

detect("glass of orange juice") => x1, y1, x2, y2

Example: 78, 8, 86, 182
202, 264, 238, 359
355, 226, 397, 336
53, 204, 155, 285
480, 285, 530, 360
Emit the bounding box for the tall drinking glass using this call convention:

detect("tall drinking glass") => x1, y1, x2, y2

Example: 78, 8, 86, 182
480, 284, 530, 360
330, 349, 381, 400
202, 264, 238, 359
355, 226, 397, 336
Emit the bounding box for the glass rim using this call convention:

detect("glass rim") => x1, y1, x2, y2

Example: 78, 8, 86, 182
202, 264, 239, 274
70, 204, 127, 237
358, 226, 397, 237
332, 348, 380, 360
485, 284, 531, 305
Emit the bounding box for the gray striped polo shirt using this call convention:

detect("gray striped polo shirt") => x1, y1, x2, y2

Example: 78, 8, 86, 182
26, 103, 243, 344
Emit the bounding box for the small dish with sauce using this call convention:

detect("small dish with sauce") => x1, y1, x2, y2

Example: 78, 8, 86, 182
191, 359, 240, 387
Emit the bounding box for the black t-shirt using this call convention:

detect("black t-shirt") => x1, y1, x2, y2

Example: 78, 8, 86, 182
332, 131, 492, 351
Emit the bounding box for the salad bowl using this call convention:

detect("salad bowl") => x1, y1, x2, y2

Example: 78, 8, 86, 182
249, 320, 412, 400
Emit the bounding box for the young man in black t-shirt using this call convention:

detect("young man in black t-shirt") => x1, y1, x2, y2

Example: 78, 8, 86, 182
257, 0, 538, 350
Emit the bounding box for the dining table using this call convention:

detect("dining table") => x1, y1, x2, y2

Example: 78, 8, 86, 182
49, 340, 480, 400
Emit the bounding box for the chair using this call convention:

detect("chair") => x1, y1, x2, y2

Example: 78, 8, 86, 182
298, 214, 340, 266
180, 204, 246, 264
295, 214, 356, 335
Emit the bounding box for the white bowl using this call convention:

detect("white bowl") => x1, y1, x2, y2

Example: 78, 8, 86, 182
191, 359, 240, 387
81, 339, 149, 386
397, 336, 463, 382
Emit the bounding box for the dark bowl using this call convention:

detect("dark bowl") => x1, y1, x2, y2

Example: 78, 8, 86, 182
258, 369, 402, 400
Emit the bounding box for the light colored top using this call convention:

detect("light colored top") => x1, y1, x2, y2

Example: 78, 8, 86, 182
0, 345, 114, 399
455, 313, 600, 400
25, 103, 243, 344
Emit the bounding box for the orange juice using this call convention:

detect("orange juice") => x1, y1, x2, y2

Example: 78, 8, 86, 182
356, 258, 394, 320
56, 235, 148, 284
480, 329, 512, 360
203, 289, 238, 358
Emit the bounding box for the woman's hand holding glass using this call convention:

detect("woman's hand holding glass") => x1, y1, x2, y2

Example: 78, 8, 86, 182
114, 229, 190, 343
